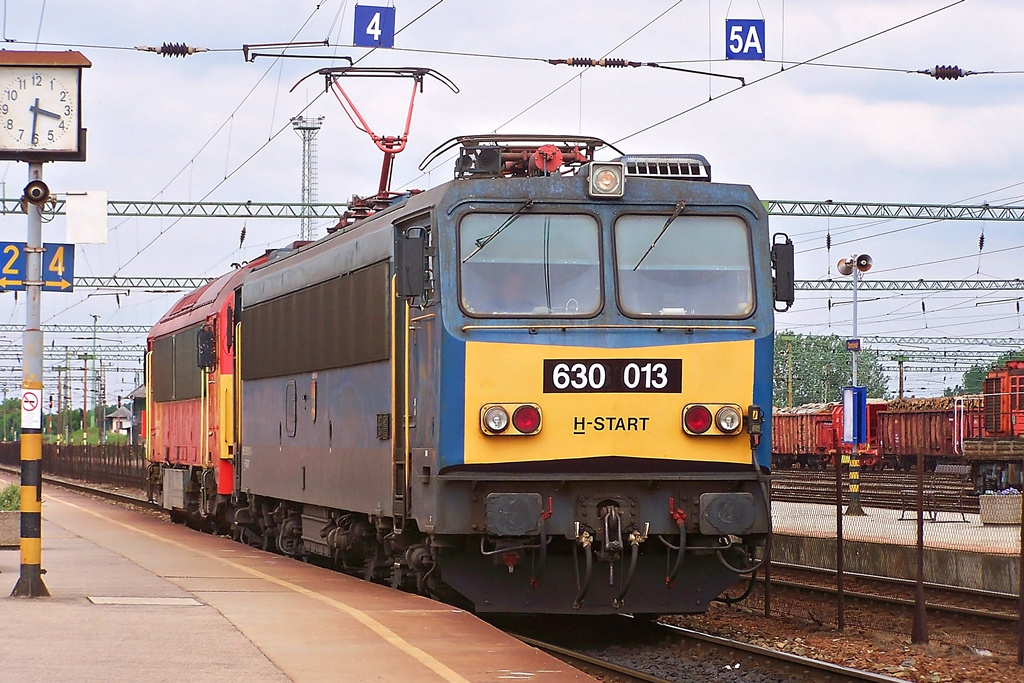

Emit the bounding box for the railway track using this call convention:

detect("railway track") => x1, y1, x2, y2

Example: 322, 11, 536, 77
766, 562, 1019, 622
771, 469, 979, 514
8, 468, 1017, 679
498, 615, 907, 683
8, 465, 1008, 620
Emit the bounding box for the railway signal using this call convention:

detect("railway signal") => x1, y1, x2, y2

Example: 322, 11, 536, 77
838, 254, 873, 517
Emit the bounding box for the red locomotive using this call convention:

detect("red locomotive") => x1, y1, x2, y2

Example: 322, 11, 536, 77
964, 360, 1024, 492
145, 249, 285, 521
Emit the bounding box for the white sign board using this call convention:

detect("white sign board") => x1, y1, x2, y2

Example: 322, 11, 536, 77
65, 191, 108, 244
21, 388, 41, 430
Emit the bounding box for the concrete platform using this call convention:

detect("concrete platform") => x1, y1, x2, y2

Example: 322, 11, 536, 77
0, 474, 592, 683
772, 501, 1022, 595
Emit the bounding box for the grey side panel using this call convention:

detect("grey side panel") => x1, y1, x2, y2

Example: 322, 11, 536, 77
240, 362, 392, 514
243, 228, 392, 307
241, 261, 390, 380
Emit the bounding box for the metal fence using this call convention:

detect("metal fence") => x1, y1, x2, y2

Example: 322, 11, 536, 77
756, 455, 1024, 665
0, 442, 147, 490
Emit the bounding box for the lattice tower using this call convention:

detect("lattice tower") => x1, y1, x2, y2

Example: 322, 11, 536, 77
292, 116, 325, 241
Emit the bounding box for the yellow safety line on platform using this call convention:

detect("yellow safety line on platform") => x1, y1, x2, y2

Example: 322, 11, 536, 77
45, 494, 472, 683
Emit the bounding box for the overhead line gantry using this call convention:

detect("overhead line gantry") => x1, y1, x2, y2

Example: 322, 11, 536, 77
2, 198, 1021, 221
3, 276, 1024, 293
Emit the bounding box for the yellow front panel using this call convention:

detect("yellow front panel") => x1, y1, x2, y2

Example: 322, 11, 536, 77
464, 339, 755, 465
220, 374, 234, 457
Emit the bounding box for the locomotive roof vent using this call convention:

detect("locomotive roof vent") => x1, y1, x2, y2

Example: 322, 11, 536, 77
420, 134, 623, 180
614, 154, 712, 182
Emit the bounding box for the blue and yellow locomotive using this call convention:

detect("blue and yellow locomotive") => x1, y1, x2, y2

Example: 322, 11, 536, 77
182, 134, 794, 615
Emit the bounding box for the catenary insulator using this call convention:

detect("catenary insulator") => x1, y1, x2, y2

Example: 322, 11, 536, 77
136, 43, 209, 57
927, 65, 964, 80
550, 57, 640, 68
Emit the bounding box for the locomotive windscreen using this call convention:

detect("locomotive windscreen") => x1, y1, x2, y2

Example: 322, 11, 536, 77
459, 212, 601, 317
614, 214, 753, 318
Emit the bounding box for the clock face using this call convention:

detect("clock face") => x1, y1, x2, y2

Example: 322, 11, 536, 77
0, 67, 80, 153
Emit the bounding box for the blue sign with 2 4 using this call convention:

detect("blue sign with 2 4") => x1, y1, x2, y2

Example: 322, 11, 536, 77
0, 241, 75, 292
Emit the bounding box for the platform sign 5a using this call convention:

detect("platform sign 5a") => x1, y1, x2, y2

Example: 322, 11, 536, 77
726, 19, 766, 60
354, 5, 396, 48
0, 242, 75, 292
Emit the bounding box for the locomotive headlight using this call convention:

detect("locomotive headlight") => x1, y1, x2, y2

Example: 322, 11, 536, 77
715, 406, 743, 434
483, 406, 510, 433
512, 405, 542, 434
588, 162, 625, 198
682, 405, 713, 434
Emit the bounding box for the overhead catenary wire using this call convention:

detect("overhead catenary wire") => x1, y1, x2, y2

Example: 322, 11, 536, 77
613, 0, 970, 144
400, 0, 689, 189
43, 2, 339, 322
106, 3, 333, 247
22, 2, 1015, 368
110, 0, 447, 278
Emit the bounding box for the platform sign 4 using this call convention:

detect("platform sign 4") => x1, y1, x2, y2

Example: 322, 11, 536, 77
0, 241, 75, 292
726, 19, 765, 60
354, 5, 396, 48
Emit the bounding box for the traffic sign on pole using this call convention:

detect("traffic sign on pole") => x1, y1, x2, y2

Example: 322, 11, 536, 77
0, 241, 75, 291
20, 388, 41, 429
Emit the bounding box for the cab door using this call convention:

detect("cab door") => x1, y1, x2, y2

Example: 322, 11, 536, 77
392, 216, 433, 532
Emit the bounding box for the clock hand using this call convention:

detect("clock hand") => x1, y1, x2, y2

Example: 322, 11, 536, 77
30, 97, 39, 146
29, 104, 61, 120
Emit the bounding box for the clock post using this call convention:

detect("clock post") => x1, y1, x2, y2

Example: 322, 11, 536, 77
0, 50, 91, 598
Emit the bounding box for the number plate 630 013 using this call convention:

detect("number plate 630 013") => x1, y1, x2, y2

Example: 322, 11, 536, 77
542, 359, 682, 393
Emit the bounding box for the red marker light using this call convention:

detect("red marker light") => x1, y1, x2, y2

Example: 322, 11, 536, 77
683, 405, 712, 434
512, 405, 541, 434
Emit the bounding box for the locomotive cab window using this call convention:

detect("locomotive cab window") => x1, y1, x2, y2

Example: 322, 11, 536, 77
614, 214, 754, 318
459, 212, 601, 317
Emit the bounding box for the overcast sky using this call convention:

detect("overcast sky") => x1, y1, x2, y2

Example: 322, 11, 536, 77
0, 0, 1021, 403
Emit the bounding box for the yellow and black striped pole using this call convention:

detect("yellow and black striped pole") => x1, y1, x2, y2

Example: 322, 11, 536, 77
11, 161, 50, 598
845, 262, 866, 517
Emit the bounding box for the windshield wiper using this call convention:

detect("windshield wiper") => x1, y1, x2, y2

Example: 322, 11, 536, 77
632, 200, 686, 271
461, 199, 534, 263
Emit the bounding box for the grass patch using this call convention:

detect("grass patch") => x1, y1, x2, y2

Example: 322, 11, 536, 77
0, 482, 19, 511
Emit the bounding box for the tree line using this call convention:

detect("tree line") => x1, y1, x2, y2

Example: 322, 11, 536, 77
773, 332, 1024, 407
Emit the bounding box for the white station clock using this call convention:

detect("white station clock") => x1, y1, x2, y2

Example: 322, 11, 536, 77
0, 51, 89, 161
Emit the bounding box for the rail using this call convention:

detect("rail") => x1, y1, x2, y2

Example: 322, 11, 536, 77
771, 469, 980, 514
